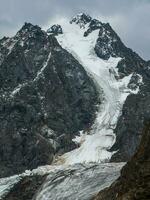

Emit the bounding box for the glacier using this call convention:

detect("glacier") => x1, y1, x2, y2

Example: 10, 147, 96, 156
49, 17, 137, 165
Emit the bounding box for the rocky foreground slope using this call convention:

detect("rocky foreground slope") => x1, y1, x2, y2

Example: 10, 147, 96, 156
94, 121, 150, 200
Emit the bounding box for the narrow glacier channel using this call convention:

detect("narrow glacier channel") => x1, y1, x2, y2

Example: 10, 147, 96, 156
54, 18, 134, 164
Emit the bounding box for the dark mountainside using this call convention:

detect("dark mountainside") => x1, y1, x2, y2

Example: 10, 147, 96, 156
94, 121, 150, 200
0, 22, 99, 178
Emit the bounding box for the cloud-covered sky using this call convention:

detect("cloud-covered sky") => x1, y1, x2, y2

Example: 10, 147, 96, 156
0, 0, 149, 60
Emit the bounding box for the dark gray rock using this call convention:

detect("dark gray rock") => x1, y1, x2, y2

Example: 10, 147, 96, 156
94, 22, 145, 62
84, 19, 102, 37
47, 25, 63, 35
70, 13, 92, 28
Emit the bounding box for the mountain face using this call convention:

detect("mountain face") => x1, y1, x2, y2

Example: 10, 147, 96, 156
0, 12, 150, 200
94, 121, 150, 200
0, 22, 99, 177
111, 53, 150, 161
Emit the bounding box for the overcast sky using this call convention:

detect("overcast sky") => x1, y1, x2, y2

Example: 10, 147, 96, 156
0, 0, 149, 60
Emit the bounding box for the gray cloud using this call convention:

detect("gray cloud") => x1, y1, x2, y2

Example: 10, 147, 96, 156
0, 0, 149, 60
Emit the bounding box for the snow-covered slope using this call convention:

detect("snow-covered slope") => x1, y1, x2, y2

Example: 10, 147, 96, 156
46, 16, 139, 165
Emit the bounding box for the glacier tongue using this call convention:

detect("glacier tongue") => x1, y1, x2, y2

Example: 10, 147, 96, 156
35, 162, 125, 200
0, 162, 125, 200
50, 18, 135, 164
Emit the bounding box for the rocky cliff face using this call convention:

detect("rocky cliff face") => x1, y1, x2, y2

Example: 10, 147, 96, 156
94, 121, 150, 200
0, 22, 99, 178
111, 57, 150, 161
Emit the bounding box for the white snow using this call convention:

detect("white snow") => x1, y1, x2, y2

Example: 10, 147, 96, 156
6, 39, 17, 56
10, 83, 27, 97
33, 51, 51, 81
10, 51, 51, 98
45, 18, 139, 165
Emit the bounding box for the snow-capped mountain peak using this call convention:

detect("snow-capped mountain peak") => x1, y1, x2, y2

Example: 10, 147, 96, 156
70, 13, 92, 28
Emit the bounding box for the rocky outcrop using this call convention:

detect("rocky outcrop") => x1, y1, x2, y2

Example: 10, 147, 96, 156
0, 22, 99, 177
70, 13, 92, 28
111, 61, 150, 161
111, 82, 150, 161
94, 121, 150, 200
47, 25, 63, 35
